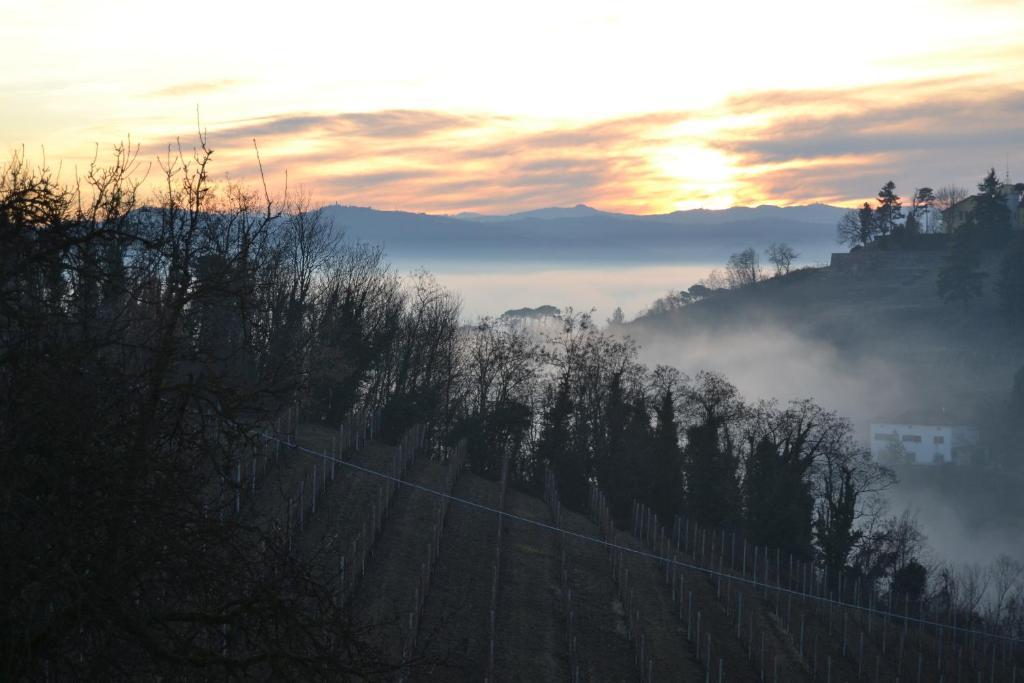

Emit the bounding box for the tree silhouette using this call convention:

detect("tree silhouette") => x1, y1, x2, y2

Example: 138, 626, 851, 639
650, 389, 683, 521
874, 181, 903, 237
836, 202, 877, 248
972, 168, 1011, 248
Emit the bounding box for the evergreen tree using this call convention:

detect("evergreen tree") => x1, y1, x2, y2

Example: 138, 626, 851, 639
620, 394, 655, 515
912, 187, 936, 233
892, 560, 928, 604
902, 211, 920, 237
683, 423, 741, 528
937, 223, 986, 307
858, 202, 877, 241
875, 181, 903, 237
536, 377, 587, 508
651, 389, 684, 521
597, 372, 630, 517
996, 240, 1024, 326
814, 463, 863, 579
743, 436, 814, 555
972, 168, 1011, 248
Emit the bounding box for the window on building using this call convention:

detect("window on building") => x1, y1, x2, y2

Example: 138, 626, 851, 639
874, 433, 896, 442
934, 436, 945, 444
902, 435, 922, 443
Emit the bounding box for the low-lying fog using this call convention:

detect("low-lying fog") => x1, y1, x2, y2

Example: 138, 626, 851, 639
392, 259, 716, 321
634, 323, 1024, 567
403, 255, 1022, 571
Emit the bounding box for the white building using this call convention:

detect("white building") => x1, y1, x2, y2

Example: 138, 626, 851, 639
869, 417, 979, 465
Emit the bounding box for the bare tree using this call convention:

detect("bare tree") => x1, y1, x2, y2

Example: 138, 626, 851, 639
935, 184, 970, 232
700, 268, 730, 291
836, 203, 877, 248
935, 184, 970, 212
765, 242, 799, 276
985, 555, 1024, 627
725, 247, 762, 288
0, 142, 406, 680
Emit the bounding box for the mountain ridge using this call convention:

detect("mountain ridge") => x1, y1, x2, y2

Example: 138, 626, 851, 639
318, 203, 848, 265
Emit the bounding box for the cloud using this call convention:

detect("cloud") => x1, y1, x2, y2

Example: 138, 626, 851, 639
213, 110, 482, 144
713, 82, 1024, 205
153, 74, 1024, 214
197, 109, 689, 213
716, 89, 1024, 164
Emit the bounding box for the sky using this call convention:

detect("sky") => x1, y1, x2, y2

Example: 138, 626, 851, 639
3, 0, 1024, 214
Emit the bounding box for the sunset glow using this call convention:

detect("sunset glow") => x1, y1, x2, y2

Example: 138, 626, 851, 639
3, 0, 1023, 213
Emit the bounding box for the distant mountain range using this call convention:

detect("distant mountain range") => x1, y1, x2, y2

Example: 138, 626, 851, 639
454, 203, 845, 226
319, 203, 848, 266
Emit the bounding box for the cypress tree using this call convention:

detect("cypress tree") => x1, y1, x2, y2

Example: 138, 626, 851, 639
683, 422, 741, 529
536, 377, 587, 508
651, 389, 684, 522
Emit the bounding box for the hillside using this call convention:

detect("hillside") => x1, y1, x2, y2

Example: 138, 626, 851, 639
262, 419, 1022, 681
628, 245, 1024, 422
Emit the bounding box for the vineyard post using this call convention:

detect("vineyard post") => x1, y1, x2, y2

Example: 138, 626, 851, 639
799, 613, 805, 658
859, 631, 864, 677
687, 591, 693, 641
737, 593, 742, 639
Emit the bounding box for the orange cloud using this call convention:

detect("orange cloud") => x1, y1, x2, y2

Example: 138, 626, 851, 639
187, 109, 693, 213
122, 74, 1024, 214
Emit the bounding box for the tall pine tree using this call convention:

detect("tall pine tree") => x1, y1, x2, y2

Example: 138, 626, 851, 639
875, 181, 903, 237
